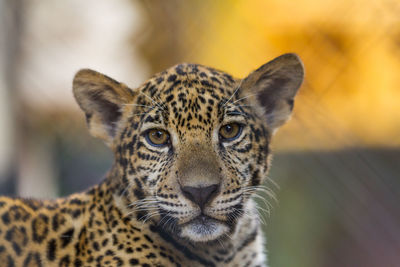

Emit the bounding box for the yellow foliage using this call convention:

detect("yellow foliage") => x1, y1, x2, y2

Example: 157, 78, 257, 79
184, 0, 400, 149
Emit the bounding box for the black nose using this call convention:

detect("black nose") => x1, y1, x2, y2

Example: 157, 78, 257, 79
181, 184, 219, 208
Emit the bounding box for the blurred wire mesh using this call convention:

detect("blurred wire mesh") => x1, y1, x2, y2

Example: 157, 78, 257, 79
0, 0, 399, 266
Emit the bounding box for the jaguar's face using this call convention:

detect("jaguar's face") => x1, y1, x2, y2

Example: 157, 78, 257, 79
115, 65, 271, 242
73, 54, 304, 242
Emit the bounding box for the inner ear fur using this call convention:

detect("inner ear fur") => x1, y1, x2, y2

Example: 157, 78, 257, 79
73, 69, 135, 144
239, 53, 304, 131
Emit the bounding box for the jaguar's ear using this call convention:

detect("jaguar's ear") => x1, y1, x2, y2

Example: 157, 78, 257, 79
239, 53, 304, 133
73, 69, 135, 145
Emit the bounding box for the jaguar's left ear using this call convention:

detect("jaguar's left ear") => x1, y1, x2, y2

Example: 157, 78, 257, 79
239, 53, 304, 132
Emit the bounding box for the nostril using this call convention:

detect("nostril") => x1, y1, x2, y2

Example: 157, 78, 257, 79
181, 184, 219, 208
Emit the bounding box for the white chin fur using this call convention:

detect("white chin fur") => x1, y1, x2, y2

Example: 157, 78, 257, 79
180, 219, 229, 242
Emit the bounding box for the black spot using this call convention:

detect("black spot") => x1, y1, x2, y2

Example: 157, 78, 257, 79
1, 212, 10, 225
69, 199, 83, 205
150, 225, 215, 267
59, 255, 70, 267
23, 252, 42, 267
198, 95, 206, 104
101, 238, 109, 247
0, 245, 14, 267
201, 80, 213, 87
24, 200, 40, 211
47, 238, 57, 261
168, 75, 177, 82
71, 209, 81, 218
129, 258, 139, 265
7, 206, 31, 222
5, 226, 28, 256
52, 214, 62, 232
211, 77, 221, 84
144, 234, 153, 243
237, 228, 258, 252
60, 228, 75, 248
146, 252, 156, 259
113, 256, 124, 266
106, 249, 115, 256
156, 77, 164, 84
175, 65, 186, 75
31, 214, 49, 243
74, 258, 83, 267
93, 241, 100, 251
6, 256, 14, 267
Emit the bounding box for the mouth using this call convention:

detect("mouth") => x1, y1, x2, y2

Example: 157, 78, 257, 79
179, 215, 229, 242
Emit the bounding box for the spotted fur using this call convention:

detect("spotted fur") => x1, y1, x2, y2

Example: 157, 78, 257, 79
0, 54, 304, 266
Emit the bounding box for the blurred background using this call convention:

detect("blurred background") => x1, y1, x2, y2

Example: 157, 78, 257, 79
1, 0, 399, 266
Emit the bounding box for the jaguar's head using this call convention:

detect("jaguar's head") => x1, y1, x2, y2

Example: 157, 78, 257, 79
73, 54, 304, 242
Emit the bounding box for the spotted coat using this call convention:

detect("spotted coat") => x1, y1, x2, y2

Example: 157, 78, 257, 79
0, 54, 304, 266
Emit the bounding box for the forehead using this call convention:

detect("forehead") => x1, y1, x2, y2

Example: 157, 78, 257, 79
135, 64, 240, 135
143, 63, 237, 101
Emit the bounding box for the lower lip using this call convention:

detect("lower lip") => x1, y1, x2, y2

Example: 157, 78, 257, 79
188, 215, 221, 228
180, 214, 230, 242
180, 214, 226, 229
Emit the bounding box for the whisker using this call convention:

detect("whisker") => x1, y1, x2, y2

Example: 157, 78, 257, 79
243, 191, 276, 209
139, 91, 165, 111
224, 103, 254, 111
120, 180, 134, 197
230, 93, 258, 105
128, 201, 159, 208
158, 212, 171, 226
131, 112, 152, 117
253, 205, 268, 225
216, 236, 226, 250
223, 79, 244, 106
123, 103, 155, 109
129, 206, 159, 212
141, 211, 160, 225
253, 199, 271, 214
243, 184, 278, 199
264, 176, 280, 190
160, 213, 176, 231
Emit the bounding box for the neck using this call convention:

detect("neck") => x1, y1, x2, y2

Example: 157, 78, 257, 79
144, 200, 261, 267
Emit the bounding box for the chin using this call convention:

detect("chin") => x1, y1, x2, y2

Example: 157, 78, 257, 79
179, 215, 230, 242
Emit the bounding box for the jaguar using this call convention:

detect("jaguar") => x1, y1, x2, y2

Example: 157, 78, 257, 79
0, 53, 304, 266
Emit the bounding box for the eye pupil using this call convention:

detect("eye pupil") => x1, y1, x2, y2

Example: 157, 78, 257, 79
154, 131, 163, 139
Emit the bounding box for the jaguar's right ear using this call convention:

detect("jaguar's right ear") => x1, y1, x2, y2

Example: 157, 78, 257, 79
73, 69, 135, 145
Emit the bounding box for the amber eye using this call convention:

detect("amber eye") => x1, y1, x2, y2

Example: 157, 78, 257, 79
146, 129, 170, 147
219, 123, 243, 141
